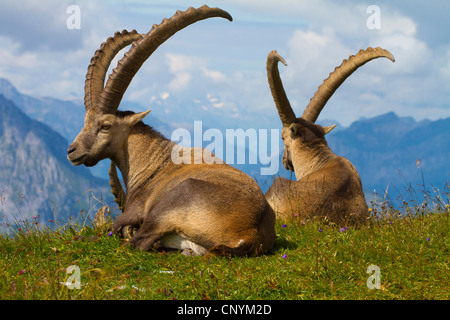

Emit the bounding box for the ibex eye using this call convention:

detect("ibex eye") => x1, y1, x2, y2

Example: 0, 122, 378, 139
101, 124, 111, 130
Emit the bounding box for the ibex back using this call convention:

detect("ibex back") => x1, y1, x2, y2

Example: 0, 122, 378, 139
67, 6, 275, 256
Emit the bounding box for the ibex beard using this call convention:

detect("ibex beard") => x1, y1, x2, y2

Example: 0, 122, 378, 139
67, 6, 276, 256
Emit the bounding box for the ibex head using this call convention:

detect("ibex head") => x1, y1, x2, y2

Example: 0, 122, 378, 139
267, 48, 395, 172
67, 6, 232, 167
280, 118, 336, 171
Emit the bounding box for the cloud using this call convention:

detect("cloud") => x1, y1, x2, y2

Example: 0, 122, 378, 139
0, 37, 39, 69
0, 0, 448, 128
440, 47, 450, 89
0, 1, 81, 52
165, 54, 205, 91
168, 72, 191, 92
372, 33, 432, 75
256, 1, 450, 126
283, 27, 351, 98
0, 0, 125, 99
163, 54, 228, 92
378, 11, 417, 36
0, 34, 85, 99
202, 67, 227, 83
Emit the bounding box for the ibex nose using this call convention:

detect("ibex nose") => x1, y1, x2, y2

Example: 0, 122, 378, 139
67, 146, 76, 155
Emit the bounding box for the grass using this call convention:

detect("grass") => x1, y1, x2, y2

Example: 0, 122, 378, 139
0, 198, 448, 301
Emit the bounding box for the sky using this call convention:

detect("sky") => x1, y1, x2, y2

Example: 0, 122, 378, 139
0, 0, 449, 127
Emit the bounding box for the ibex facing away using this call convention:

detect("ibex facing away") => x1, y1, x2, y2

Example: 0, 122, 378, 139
265, 48, 395, 225
67, 6, 276, 256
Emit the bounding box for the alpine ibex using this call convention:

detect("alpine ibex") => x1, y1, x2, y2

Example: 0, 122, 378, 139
265, 47, 395, 224
68, 6, 276, 256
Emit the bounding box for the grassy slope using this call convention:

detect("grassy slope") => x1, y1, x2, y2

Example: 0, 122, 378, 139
0, 205, 448, 300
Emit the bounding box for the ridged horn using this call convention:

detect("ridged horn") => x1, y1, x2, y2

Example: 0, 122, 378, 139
267, 50, 297, 127
302, 47, 395, 123
84, 30, 143, 111
99, 5, 233, 113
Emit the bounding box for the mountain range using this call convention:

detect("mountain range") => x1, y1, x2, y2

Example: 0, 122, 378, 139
326, 113, 449, 204
0, 78, 448, 225
328, 112, 449, 186
0, 93, 111, 230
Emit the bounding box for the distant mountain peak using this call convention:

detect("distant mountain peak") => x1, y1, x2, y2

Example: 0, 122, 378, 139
358, 111, 420, 125
0, 78, 22, 99
358, 111, 398, 122
0, 77, 14, 87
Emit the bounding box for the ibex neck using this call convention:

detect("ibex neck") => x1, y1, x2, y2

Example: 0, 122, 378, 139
113, 124, 175, 192
292, 143, 336, 181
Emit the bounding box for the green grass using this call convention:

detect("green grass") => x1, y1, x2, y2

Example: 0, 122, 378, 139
0, 204, 448, 300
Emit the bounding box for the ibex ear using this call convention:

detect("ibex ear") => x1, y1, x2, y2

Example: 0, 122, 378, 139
289, 123, 298, 138
323, 124, 337, 135
125, 108, 151, 127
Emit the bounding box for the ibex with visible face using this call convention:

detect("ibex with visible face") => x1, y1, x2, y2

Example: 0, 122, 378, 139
265, 48, 395, 224
68, 6, 275, 256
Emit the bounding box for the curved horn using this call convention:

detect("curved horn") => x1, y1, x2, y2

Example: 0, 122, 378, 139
99, 5, 233, 113
267, 50, 297, 127
84, 30, 143, 111
302, 47, 395, 122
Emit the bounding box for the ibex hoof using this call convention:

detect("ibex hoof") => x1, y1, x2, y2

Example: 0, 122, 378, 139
121, 225, 137, 240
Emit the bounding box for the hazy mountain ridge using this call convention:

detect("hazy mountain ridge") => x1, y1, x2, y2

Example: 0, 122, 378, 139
326, 112, 450, 198
0, 78, 85, 143
0, 94, 111, 227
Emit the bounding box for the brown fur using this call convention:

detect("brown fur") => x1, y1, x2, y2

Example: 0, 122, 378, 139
265, 121, 368, 224
69, 100, 275, 257
264, 49, 393, 225
68, 6, 275, 256
266, 120, 368, 224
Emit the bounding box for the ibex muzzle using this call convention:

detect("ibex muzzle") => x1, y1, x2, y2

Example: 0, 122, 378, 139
68, 6, 276, 256
265, 48, 395, 224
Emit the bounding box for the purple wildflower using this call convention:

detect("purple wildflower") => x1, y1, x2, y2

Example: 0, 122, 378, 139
319, 228, 323, 233
427, 237, 430, 241
108, 231, 113, 236
282, 254, 287, 260
282, 224, 287, 228
339, 228, 346, 233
